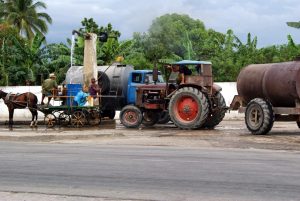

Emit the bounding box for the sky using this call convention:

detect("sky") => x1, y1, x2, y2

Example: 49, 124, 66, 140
43, 0, 300, 47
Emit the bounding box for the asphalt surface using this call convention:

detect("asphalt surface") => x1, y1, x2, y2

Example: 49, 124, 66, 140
0, 142, 300, 201
1, 120, 300, 200
1, 120, 300, 151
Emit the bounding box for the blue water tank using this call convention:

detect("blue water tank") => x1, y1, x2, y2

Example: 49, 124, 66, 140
66, 84, 82, 106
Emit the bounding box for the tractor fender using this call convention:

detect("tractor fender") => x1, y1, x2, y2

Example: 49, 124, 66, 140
178, 84, 206, 92
212, 84, 222, 95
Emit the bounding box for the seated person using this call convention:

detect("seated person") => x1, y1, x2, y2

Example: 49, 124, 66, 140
73, 86, 89, 106
168, 64, 192, 84
41, 73, 58, 105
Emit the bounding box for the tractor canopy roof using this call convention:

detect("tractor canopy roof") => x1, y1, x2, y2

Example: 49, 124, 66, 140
172, 60, 212, 65
133, 69, 161, 74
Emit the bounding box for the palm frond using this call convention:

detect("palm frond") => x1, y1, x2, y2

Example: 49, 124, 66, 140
287, 21, 300, 29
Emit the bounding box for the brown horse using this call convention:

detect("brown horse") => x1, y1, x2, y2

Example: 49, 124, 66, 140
0, 90, 38, 129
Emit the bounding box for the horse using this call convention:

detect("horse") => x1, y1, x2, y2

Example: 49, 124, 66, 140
0, 90, 38, 129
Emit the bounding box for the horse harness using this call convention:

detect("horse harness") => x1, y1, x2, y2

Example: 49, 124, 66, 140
4, 93, 29, 108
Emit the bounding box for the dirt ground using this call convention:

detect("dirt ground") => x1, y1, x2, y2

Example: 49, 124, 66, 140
1, 119, 300, 151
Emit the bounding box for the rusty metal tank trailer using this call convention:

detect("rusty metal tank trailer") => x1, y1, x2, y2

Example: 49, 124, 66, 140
230, 60, 300, 135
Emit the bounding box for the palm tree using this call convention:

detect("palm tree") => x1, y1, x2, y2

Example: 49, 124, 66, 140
0, 0, 52, 40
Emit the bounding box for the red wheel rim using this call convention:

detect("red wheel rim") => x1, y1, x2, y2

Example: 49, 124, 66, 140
175, 96, 199, 122
124, 111, 138, 125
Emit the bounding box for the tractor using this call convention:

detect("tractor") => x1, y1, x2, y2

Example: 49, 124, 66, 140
119, 60, 227, 129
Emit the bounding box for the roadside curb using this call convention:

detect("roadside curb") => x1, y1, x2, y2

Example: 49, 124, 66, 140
0, 133, 124, 142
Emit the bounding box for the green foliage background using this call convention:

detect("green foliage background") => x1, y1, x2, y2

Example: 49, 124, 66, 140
0, 1, 300, 85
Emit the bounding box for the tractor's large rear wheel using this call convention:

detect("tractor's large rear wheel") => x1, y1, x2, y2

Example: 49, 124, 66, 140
203, 92, 226, 129
169, 87, 209, 129
120, 105, 143, 128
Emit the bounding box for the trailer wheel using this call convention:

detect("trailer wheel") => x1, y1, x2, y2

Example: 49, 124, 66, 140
245, 98, 274, 135
157, 111, 171, 124
44, 113, 56, 128
120, 105, 142, 128
169, 87, 209, 129
142, 111, 159, 127
71, 110, 86, 128
203, 92, 226, 129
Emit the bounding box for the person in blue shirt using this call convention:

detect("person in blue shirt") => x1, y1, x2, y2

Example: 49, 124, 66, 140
73, 85, 89, 106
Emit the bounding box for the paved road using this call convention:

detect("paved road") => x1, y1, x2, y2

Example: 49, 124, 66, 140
0, 142, 300, 201
2, 120, 300, 151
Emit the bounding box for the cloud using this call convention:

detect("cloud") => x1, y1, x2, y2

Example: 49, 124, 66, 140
44, 0, 300, 47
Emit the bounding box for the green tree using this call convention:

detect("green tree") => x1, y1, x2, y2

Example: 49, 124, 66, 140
210, 29, 239, 81
42, 43, 71, 83
0, 0, 4, 23
0, 0, 52, 40
146, 13, 206, 61
0, 23, 27, 85
73, 18, 125, 65
9, 32, 47, 84
278, 35, 300, 61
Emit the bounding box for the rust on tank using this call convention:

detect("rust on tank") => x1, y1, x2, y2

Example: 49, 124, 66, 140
237, 61, 300, 107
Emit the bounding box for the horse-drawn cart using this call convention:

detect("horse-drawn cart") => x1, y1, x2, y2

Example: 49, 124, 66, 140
0, 87, 103, 129
38, 105, 102, 128
38, 83, 102, 128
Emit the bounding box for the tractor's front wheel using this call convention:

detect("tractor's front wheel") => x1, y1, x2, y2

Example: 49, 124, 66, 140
169, 87, 209, 129
120, 105, 143, 128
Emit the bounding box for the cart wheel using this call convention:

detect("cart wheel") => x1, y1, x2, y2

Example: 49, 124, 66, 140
58, 112, 70, 127
71, 111, 86, 128
88, 110, 101, 126
44, 113, 56, 128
